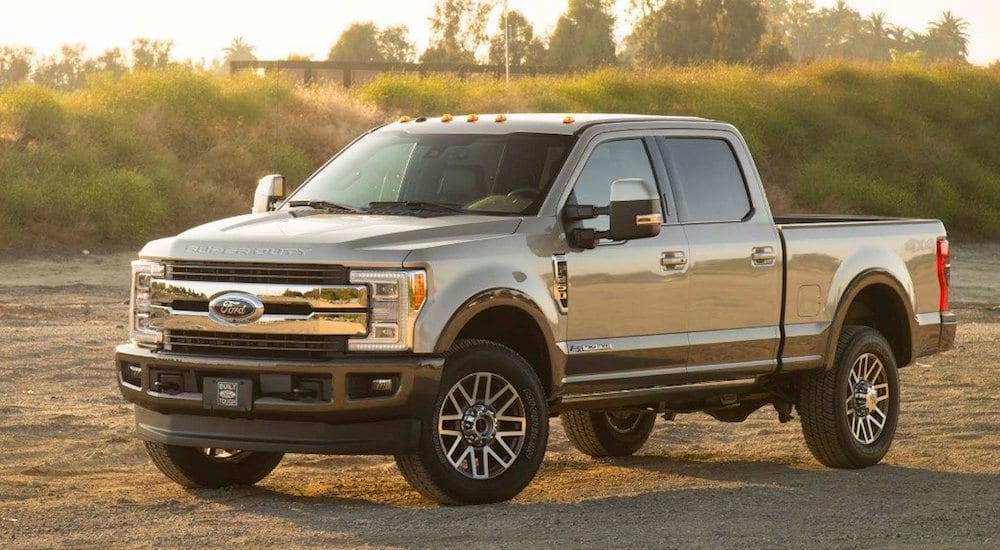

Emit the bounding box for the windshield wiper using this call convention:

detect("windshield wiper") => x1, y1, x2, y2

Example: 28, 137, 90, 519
287, 200, 362, 213
367, 201, 467, 214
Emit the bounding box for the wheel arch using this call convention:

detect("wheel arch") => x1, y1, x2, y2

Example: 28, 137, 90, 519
824, 270, 916, 370
434, 288, 563, 398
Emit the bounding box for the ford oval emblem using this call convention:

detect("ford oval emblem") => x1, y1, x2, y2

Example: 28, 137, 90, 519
208, 292, 265, 325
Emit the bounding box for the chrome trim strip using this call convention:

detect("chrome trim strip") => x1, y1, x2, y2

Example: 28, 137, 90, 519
687, 358, 775, 373
149, 306, 368, 336
781, 355, 823, 365
914, 312, 941, 326
784, 322, 830, 338
151, 279, 369, 309
561, 378, 758, 404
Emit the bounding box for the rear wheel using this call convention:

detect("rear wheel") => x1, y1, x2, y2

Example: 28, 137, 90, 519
394, 339, 548, 505
799, 325, 900, 468
561, 409, 656, 457
144, 441, 283, 488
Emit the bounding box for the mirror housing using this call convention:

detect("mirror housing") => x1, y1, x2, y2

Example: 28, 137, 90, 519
565, 178, 662, 249
252, 174, 286, 214
607, 178, 662, 241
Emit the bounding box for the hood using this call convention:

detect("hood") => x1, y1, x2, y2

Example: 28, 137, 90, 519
139, 211, 523, 267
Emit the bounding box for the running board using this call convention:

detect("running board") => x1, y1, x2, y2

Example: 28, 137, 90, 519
553, 379, 760, 412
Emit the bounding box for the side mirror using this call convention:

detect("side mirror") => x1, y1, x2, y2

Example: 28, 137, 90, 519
252, 174, 286, 214
565, 178, 662, 249
607, 178, 662, 241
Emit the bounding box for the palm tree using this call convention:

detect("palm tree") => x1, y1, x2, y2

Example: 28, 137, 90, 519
925, 11, 970, 61
860, 12, 890, 61
223, 36, 257, 65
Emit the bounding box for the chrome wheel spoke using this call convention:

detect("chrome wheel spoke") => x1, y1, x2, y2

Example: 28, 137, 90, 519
438, 372, 525, 480
847, 353, 891, 445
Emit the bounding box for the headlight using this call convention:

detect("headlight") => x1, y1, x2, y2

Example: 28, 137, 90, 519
130, 259, 164, 348
349, 270, 427, 352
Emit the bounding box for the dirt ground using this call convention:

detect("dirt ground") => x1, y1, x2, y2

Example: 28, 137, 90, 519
0, 243, 997, 549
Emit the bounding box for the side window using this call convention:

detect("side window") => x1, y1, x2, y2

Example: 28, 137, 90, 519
659, 138, 751, 223
572, 139, 658, 230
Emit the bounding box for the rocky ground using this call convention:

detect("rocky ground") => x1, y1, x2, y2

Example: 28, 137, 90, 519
0, 244, 997, 549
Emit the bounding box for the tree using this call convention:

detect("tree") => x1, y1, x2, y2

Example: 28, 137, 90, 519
131, 38, 173, 70
378, 25, 417, 63
328, 22, 384, 62
223, 36, 257, 68
94, 47, 128, 76
628, 0, 767, 65
421, 0, 493, 64
33, 44, 93, 90
488, 10, 545, 66
922, 11, 969, 62
548, 0, 617, 67
0, 46, 33, 88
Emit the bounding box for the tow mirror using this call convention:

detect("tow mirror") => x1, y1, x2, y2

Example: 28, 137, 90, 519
252, 174, 285, 214
608, 178, 662, 241
564, 178, 662, 249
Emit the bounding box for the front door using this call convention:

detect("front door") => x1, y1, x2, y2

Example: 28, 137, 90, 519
562, 137, 690, 395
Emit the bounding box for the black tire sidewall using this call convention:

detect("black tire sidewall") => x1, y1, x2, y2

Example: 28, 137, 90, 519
417, 342, 548, 504
833, 330, 901, 464
592, 411, 656, 454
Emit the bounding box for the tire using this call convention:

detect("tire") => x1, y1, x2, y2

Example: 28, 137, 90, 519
561, 409, 656, 457
799, 325, 900, 469
394, 339, 549, 505
144, 441, 283, 488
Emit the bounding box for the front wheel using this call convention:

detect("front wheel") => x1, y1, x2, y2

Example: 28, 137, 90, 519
799, 325, 900, 468
143, 442, 283, 488
395, 340, 548, 505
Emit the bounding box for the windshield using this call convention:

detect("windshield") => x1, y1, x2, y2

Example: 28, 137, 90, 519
286, 131, 576, 215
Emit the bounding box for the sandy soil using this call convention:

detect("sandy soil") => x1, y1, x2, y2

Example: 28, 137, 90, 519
0, 245, 997, 549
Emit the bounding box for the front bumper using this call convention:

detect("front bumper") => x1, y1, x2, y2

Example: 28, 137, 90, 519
115, 344, 444, 454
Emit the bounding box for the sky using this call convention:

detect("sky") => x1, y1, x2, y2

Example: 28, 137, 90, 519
2, 0, 998, 65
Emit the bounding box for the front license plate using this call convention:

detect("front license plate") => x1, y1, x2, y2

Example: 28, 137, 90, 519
203, 378, 252, 411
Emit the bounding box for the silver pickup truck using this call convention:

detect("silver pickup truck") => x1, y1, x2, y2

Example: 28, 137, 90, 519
116, 114, 956, 504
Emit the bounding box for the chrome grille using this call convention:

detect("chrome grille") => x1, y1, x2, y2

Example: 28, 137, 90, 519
164, 330, 347, 360
164, 261, 348, 285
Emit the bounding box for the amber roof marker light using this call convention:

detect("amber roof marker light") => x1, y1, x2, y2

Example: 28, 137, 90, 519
398, 115, 411, 123
495, 114, 508, 123
441, 113, 454, 122
467, 113, 479, 122
563, 115, 575, 124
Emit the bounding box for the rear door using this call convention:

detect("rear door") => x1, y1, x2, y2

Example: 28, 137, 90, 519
655, 133, 782, 383
562, 134, 691, 395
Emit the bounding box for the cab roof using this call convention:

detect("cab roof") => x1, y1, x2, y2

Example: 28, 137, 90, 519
382, 113, 714, 135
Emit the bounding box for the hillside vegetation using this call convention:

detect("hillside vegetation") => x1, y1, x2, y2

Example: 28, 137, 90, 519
0, 70, 379, 250
1, 62, 998, 250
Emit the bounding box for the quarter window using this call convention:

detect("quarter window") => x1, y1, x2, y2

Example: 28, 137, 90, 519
571, 139, 658, 231
658, 138, 751, 223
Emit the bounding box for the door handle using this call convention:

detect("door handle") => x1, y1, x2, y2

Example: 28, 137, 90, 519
751, 246, 777, 267
660, 251, 688, 270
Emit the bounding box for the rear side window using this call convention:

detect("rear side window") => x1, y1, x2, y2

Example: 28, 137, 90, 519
658, 138, 751, 223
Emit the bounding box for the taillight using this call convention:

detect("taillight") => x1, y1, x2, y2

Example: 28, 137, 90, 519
936, 238, 950, 312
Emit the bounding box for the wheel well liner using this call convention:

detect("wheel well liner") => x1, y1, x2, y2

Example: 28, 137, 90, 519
435, 289, 561, 396
825, 271, 915, 369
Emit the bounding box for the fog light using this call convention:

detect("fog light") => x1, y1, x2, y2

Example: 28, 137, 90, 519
370, 378, 395, 393
121, 363, 142, 386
